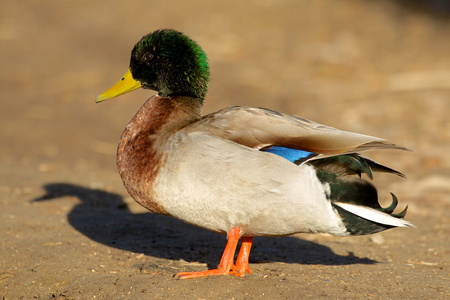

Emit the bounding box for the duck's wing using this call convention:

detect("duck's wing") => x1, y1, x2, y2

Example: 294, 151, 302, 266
189, 106, 408, 155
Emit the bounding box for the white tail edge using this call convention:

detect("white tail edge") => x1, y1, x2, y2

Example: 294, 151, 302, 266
334, 202, 415, 228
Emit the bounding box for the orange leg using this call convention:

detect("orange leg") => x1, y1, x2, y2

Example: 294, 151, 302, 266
233, 236, 253, 276
176, 228, 241, 279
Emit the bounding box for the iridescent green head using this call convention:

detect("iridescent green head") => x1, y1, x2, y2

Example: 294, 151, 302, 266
97, 29, 210, 102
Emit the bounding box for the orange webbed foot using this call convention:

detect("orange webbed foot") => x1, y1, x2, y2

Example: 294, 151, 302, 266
176, 268, 232, 279
175, 228, 254, 279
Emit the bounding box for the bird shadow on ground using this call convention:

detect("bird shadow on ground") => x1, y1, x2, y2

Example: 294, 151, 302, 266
32, 183, 377, 269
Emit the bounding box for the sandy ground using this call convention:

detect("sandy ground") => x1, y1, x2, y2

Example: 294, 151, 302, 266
1, 0, 449, 299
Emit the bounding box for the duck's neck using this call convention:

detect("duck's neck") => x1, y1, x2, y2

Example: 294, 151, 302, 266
117, 95, 203, 214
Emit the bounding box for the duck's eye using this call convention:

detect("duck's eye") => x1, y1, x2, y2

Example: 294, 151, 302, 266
143, 53, 154, 62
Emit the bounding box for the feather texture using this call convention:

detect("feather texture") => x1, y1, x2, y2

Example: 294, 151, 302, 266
188, 106, 409, 155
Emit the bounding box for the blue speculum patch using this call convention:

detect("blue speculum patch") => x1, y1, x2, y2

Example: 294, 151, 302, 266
262, 146, 317, 164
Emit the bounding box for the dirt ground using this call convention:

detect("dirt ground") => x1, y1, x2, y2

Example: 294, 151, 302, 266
1, 0, 449, 299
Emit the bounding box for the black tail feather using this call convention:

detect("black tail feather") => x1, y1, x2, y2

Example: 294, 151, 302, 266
331, 204, 396, 235
310, 154, 410, 235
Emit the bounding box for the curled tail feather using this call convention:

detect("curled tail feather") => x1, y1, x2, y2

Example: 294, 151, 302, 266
310, 154, 414, 235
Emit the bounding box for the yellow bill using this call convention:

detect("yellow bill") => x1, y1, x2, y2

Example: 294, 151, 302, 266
96, 69, 142, 103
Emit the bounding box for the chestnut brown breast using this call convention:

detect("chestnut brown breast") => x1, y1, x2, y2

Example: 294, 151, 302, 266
117, 95, 202, 215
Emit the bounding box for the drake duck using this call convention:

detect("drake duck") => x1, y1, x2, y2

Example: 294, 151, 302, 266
96, 29, 413, 279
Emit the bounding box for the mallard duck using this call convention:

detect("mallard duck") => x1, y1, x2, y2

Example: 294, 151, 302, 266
96, 29, 413, 279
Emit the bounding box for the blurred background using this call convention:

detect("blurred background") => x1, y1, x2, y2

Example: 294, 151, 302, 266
1, 0, 449, 298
